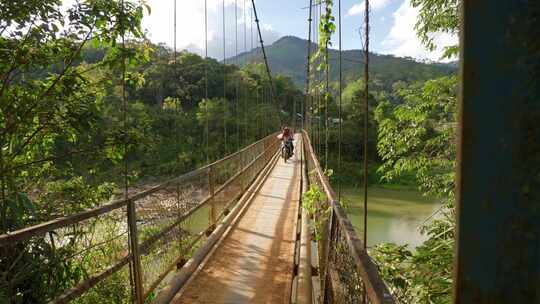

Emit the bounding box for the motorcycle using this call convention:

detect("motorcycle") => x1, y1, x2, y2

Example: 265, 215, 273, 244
281, 140, 293, 162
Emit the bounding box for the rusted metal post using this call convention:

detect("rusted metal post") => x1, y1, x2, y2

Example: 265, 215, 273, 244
455, 1, 540, 303
127, 201, 144, 304
208, 166, 217, 226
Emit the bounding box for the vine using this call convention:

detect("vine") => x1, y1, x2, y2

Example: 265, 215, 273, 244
302, 184, 330, 241
302, 168, 334, 240
310, 0, 335, 97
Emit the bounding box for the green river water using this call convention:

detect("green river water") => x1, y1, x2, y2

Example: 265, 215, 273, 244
342, 186, 441, 248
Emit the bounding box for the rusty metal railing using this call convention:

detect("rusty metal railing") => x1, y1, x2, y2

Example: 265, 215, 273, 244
0, 133, 279, 304
301, 130, 395, 304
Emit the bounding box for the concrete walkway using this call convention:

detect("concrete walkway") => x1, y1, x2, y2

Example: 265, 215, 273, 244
172, 137, 301, 304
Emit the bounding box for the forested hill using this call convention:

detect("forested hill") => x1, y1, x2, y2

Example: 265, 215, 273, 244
231, 36, 456, 89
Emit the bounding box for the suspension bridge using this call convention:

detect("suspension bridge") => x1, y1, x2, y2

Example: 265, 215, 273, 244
0, 0, 538, 303
2, 0, 393, 302
0, 130, 393, 304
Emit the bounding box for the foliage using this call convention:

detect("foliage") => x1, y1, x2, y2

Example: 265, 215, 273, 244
312, 0, 335, 85
302, 183, 330, 241
375, 76, 457, 198
372, 76, 457, 303
0, 1, 301, 300
0, 0, 148, 302
410, 0, 459, 59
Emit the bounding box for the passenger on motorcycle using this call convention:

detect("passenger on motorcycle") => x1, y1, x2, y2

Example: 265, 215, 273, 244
277, 126, 294, 155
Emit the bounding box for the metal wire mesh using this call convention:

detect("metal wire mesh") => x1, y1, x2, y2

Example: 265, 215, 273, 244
0, 133, 279, 303
302, 130, 394, 304
0, 205, 132, 304
323, 217, 368, 304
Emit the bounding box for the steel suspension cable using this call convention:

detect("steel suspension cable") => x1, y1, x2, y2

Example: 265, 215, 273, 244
256, 87, 260, 139
251, 9, 257, 139
205, 0, 209, 163
363, 0, 370, 253
250, 6, 254, 52
262, 85, 265, 135
173, 0, 191, 277
317, 3, 322, 158
173, 0, 176, 64
120, 0, 131, 297
244, 0, 247, 54
173, 0, 180, 172
305, 0, 313, 135
337, 0, 342, 201
235, 0, 239, 151
222, 0, 228, 154
313, 3, 319, 151
313, 2, 316, 150
263, 85, 267, 135
120, 0, 142, 302
243, 0, 248, 145
250, 0, 279, 128
324, 18, 329, 171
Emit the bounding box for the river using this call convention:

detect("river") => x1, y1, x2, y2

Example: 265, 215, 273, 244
342, 186, 441, 248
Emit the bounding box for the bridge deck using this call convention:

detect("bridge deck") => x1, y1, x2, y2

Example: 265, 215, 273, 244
172, 137, 301, 304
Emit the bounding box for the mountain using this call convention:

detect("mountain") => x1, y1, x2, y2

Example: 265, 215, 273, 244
230, 36, 457, 89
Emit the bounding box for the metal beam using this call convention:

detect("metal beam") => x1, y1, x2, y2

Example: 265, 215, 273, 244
455, 1, 540, 303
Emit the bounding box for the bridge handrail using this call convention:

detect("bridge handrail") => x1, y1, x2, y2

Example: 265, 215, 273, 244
301, 130, 395, 304
0, 133, 278, 246
0, 133, 280, 304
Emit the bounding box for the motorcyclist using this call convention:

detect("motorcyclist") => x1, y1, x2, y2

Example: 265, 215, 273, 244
277, 126, 294, 155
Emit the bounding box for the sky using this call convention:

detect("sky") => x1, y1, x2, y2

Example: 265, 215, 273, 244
63, 0, 457, 62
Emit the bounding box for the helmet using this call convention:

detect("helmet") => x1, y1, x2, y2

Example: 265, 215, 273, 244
283, 127, 290, 136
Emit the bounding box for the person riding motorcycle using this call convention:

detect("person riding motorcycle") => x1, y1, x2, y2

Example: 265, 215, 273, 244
277, 126, 294, 156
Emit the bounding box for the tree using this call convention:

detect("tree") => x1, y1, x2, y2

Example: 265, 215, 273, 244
373, 76, 457, 303
0, 1, 146, 302
410, 0, 459, 59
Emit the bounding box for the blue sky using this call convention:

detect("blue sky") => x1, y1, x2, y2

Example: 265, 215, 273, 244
138, 0, 456, 62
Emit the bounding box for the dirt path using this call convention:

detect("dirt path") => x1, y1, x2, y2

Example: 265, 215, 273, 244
172, 137, 301, 304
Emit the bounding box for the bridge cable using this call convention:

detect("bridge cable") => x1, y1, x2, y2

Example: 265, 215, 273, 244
310, 4, 314, 138
318, 3, 322, 162
362, 0, 370, 253
120, 0, 141, 301
263, 84, 267, 135
250, 7, 256, 140
261, 84, 263, 137
250, 0, 280, 128
314, 3, 320, 155
173, 0, 191, 276
173, 0, 180, 173
305, 0, 313, 135
324, 1, 329, 171
235, 0, 240, 151
313, 3, 317, 153
120, 0, 130, 296
337, 0, 342, 201
222, 0, 228, 155
244, 0, 248, 145
205, 0, 210, 163
173, 0, 176, 64
256, 87, 260, 139
250, 7, 254, 51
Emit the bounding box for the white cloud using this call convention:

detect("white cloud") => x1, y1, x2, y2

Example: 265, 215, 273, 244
347, 0, 391, 16
142, 0, 280, 59
381, 0, 457, 62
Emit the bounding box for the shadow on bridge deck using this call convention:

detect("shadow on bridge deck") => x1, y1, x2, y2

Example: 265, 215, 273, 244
171, 137, 302, 304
